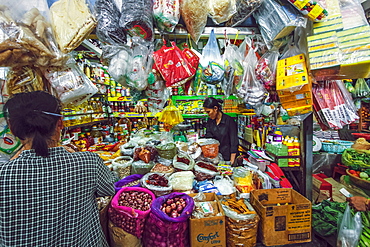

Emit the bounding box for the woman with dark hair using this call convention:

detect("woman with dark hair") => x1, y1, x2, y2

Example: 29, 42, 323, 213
203, 97, 239, 164
0, 91, 115, 247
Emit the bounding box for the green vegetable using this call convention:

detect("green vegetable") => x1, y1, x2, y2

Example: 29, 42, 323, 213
360, 172, 369, 178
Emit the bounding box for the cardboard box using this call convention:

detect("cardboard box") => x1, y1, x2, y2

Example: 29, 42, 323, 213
189, 193, 226, 247
250, 188, 311, 246
312, 173, 332, 203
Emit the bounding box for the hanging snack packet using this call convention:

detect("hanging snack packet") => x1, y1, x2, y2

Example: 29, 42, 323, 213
95, 0, 127, 45
180, 0, 209, 43
120, 0, 154, 42
153, 0, 180, 33
50, 0, 96, 53
208, 0, 237, 25
200, 29, 225, 84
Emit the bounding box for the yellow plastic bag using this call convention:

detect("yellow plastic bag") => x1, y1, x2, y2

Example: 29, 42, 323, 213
156, 101, 184, 127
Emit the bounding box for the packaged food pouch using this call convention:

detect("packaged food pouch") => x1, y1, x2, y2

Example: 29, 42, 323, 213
153, 0, 180, 33
198, 138, 220, 159
225, 0, 263, 27
6, 66, 46, 96
0, 2, 66, 67
255, 47, 279, 88
153, 41, 196, 87
43, 59, 98, 105
50, 0, 97, 53
119, 0, 154, 41
156, 101, 184, 127
354, 78, 370, 98
180, 0, 209, 43
200, 29, 225, 84
209, 0, 237, 24
95, 0, 127, 45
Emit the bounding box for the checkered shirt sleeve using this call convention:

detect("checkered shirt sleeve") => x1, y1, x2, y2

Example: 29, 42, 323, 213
0, 147, 116, 247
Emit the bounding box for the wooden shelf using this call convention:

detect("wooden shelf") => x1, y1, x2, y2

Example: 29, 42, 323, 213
63, 119, 109, 129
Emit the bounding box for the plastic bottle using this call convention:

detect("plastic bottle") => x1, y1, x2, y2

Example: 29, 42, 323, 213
273, 128, 283, 143
293, 137, 301, 167
287, 138, 295, 167
91, 125, 103, 144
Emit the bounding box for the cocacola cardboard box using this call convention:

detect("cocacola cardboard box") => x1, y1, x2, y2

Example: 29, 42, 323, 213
250, 188, 312, 246
188, 193, 226, 247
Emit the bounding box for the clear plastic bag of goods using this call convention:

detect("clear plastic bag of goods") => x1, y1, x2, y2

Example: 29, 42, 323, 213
221, 195, 259, 247
141, 172, 173, 196
208, 0, 237, 24
0, 2, 67, 67
43, 59, 98, 105
156, 142, 178, 160
196, 153, 224, 165
50, 0, 96, 53
225, 0, 263, 27
194, 161, 220, 181
180, 0, 209, 43
151, 163, 175, 174
6, 67, 46, 96
222, 42, 244, 97
153, 0, 180, 33
173, 151, 195, 171
198, 138, 220, 159
169, 171, 195, 191
126, 43, 152, 91
114, 174, 144, 192
255, 47, 279, 88
213, 175, 236, 195
108, 187, 156, 238
200, 29, 225, 84
101, 45, 131, 88
95, 0, 126, 45
142, 192, 194, 247
131, 160, 155, 175
112, 156, 133, 179
119, 0, 154, 42
133, 146, 158, 163
253, 0, 306, 43
337, 204, 362, 247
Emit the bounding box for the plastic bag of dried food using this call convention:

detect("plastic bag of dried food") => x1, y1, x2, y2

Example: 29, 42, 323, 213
173, 151, 195, 171
141, 172, 173, 196
95, 0, 126, 45
180, 0, 209, 43
200, 29, 225, 84
131, 160, 155, 174
153, 0, 180, 33
255, 47, 279, 88
156, 142, 177, 160
194, 161, 219, 181
0, 3, 66, 68
225, 0, 263, 27
119, 0, 154, 42
198, 138, 220, 159
101, 45, 131, 88
209, 0, 237, 25
50, 0, 96, 53
6, 66, 46, 96
43, 59, 98, 105
222, 42, 244, 97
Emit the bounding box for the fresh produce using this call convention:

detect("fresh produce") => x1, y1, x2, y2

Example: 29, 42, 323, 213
222, 194, 254, 214
342, 148, 370, 168
160, 196, 187, 218
147, 173, 169, 187
348, 166, 370, 182
358, 211, 370, 247
117, 190, 152, 211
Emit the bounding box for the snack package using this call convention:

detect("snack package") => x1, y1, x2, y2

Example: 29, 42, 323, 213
225, 0, 263, 27
43, 59, 98, 105
119, 0, 154, 41
287, 0, 328, 22
50, 0, 96, 53
180, 0, 209, 43
6, 66, 45, 96
208, 0, 237, 24
153, 0, 180, 33
0, 3, 66, 67
95, 0, 127, 45
200, 29, 225, 84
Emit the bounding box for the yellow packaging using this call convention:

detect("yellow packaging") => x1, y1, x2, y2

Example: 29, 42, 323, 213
276, 54, 309, 91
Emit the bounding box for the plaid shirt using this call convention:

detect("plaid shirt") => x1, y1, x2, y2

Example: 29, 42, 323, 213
0, 147, 116, 247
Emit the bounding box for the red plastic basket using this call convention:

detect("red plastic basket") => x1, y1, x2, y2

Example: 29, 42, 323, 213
352, 133, 370, 141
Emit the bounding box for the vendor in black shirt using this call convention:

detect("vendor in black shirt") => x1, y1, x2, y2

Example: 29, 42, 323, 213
203, 97, 239, 164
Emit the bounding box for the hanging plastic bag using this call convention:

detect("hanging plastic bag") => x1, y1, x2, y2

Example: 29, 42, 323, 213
208, 0, 237, 25
337, 203, 362, 247
237, 44, 267, 107
146, 70, 170, 114
6, 67, 46, 96
153, 41, 196, 87
354, 78, 370, 98
156, 101, 184, 128
225, 0, 263, 27
200, 29, 224, 84
119, 0, 154, 42
180, 0, 209, 43
223, 42, 244, 97
0, 2, 66, 67
101, 45, 131, 88
50, 0, 97, 53
255, 47, 279, 88
95, 0, 126, 45
43, 59, 98, 105
153, 0, 180, 33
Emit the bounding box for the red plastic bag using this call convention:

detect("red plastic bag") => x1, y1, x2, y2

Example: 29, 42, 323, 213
153, 41, 197, 87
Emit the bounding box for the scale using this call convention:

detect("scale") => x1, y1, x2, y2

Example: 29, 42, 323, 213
172, 122, 193, 142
